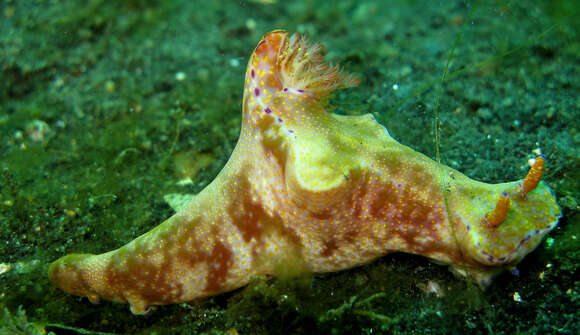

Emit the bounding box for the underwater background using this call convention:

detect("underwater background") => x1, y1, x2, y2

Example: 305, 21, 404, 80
1, 0, 579, 334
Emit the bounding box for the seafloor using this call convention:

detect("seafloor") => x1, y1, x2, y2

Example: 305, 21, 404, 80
1, 0, 578, 334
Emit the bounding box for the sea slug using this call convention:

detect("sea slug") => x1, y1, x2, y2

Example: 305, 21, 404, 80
48, 30, 561, 314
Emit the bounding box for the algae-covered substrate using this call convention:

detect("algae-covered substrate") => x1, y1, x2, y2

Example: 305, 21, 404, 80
1, 1, 579, 334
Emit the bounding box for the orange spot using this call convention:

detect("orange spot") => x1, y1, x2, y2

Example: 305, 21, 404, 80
521, 156, 545, 198
485, 193, 510, 228
253, 30, 286, 59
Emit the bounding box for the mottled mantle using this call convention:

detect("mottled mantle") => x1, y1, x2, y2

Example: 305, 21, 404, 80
49, 30, 561, 314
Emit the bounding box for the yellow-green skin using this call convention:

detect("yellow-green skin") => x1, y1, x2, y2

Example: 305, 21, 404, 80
48, 31, 561, 314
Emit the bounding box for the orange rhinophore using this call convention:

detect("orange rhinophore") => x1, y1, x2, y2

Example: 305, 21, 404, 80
521, 156, 545, 198
485, 192, 511, 227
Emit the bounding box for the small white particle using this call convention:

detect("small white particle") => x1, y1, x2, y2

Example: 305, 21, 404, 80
392, 84, 399, 90
246, 18, 256, 30
175, 72, 186, 81
513, 292, 522, 302
0, 263, 12, 275
230, 58, 240, 67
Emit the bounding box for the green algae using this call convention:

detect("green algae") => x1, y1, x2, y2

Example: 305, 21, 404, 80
1, 0, 579, 334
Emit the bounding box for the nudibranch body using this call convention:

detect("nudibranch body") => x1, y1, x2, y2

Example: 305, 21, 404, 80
49, 30, 561, 314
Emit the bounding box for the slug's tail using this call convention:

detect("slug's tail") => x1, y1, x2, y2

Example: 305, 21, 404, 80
48, 253, 104, 305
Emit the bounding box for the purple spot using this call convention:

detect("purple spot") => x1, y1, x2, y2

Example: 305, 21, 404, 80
297, 89, 305, 93
502, 191, 508, 196
265, 107, 272, 114
254, 88, 260, 96
511, 268, 520, 276
278, 118, 283, 122
535, 229, 540, 235
487, 254, 494, 262
251, 69, 255, 78
283, 88, 288, 92
498, 256, 506, 261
